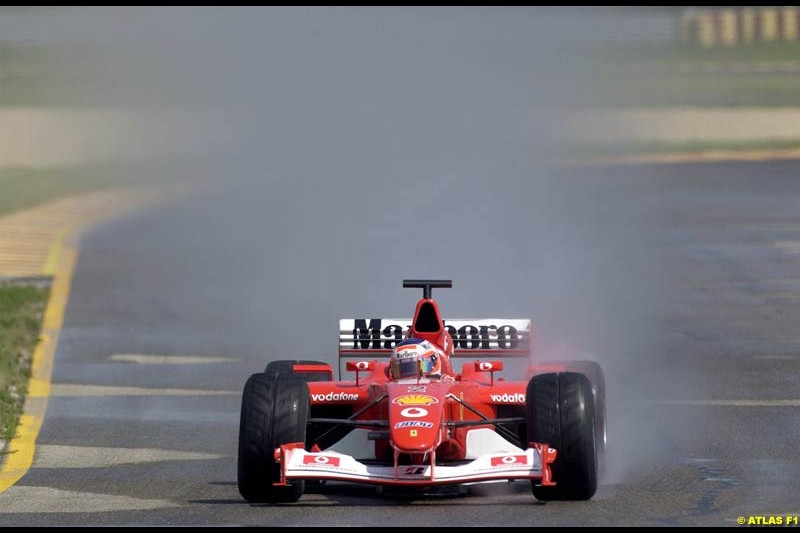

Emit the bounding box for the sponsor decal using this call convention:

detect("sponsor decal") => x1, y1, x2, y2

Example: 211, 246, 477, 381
395, 346, 420, 359
478, 362, 494, 371
407, 385, 427, 392
400, 407, 428, 418
303, 455, 341, 467
311, 392, 360, 402
354, 361, 370, 370
351, 319, 520, 350
490, 455, 528, 467
352, 319, 405, 350
446, 324, 520, 350
410, 430, 418, 437
490, 393, 526, 403
403, 466, 426, 475
394, 420, 434, 429
393, 394, 439, 406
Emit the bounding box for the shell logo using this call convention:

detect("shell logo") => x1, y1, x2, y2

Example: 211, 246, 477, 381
392, 394, 439, 406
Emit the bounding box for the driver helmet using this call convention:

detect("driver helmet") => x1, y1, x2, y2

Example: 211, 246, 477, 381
389, 338, 443, 380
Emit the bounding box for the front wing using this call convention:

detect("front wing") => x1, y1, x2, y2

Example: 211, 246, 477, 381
277, 443, 556, 487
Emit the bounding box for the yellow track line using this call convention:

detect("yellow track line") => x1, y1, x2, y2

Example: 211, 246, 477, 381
563, 148, 800, 167
0, 230, 77, 493
42, 227, 72, 276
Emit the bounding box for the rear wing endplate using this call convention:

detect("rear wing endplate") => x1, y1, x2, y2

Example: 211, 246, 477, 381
339, 318, 532, 358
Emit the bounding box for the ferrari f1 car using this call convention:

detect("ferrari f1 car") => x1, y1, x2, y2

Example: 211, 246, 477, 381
238, 280, 606, 502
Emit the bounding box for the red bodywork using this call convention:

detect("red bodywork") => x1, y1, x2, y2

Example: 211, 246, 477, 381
275, 295, 565, 488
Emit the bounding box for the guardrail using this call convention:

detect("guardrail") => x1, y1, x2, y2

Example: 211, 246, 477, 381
681, 7, 800, 47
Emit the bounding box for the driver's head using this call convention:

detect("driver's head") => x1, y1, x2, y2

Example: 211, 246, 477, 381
389, 338, 443, 380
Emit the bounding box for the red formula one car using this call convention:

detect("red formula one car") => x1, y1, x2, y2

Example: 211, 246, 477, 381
238, 280, 606, 503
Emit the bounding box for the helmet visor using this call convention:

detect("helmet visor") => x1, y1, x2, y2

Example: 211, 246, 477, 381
390, 358, 420, 379
419, 354, 439, 376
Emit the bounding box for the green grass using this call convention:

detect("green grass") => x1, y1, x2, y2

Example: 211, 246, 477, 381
609, 73, 800, 107
0, 167, 113, 218
596, 41, 800, 64
0, 161, 168, 219
7, 30, 800, 108
541, 41, 800, 108
0, 39, 123, 108
0, 42, 48, 107
0, 285, 47, 449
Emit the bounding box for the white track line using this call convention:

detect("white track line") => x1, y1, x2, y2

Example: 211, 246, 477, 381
775, 240, 800, 254
658, 399, 800, 407
33, 444, 222, 469
0, 486, 178, 513
109, 354, 239, 365
49, 384, 238, 397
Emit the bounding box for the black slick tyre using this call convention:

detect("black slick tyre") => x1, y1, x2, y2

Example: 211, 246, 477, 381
527, 372, 597, 501
238, 372, 309, 503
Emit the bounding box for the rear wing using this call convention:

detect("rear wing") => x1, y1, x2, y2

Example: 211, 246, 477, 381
339, 318, 532, 358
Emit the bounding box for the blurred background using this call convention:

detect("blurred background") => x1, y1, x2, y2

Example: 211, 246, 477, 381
6, 7, 800, 164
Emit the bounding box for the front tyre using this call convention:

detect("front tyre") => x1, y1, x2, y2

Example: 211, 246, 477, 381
534, 360, 606, 476
237, 372, 309, 503
555, 361, 606, 476
527, 372, 597, 501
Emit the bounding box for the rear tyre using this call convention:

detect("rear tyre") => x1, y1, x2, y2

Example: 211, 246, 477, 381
265, 359, 332, 382
238, 372, 309, 503
527, 372, 597, 501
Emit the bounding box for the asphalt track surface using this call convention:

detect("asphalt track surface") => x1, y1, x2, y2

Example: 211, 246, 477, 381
1, 159, 799, 526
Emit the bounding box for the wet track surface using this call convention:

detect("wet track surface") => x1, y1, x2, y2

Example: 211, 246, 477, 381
1, 159, 799, 525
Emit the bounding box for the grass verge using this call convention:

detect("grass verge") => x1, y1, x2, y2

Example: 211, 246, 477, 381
0, 159, 162, 452
0, 284, 47, 451
597, 72, 800, 108
542, 41, 800, 108
0, 166, 116, 218
0, 159, 173, 219
599, 41, 800, 64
